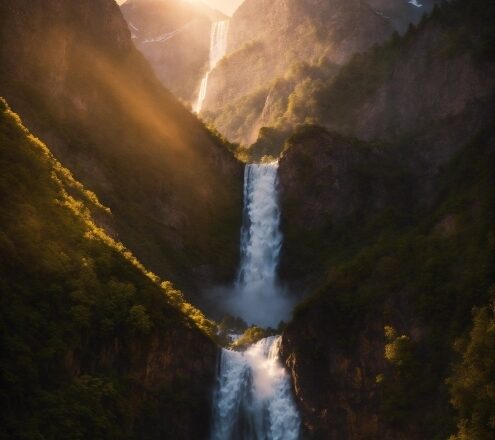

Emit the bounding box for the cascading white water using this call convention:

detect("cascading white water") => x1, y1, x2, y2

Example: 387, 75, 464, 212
195, 20, 229, 113
211, 336, 301, 440
225, 163, 291, 328
211, 164, 300, 439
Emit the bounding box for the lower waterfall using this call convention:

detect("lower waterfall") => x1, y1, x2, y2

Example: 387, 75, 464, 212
211, 337, 301, 440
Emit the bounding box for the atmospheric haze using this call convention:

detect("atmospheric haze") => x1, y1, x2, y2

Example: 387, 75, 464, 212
116, 0, 244, 16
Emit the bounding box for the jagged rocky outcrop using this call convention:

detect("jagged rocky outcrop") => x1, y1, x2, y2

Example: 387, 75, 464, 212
121, 0, 225, 103
278, 127, 415, 287
277, 1, 495, 438
0, 0, 243, 305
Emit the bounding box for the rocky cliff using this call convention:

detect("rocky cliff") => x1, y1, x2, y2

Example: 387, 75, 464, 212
0, 99, 218, 439
0, 0, 243, 306
121, 0, 225, 103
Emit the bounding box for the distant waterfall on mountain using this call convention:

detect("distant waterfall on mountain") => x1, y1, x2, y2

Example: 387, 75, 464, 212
195, 20, 229, 113
211, 336, 301, 440
225, 163, 292, 328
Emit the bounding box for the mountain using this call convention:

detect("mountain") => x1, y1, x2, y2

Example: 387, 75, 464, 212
276, 1, 495, 437
202, 0, 394, 145
200, 0, 439, 149
120, 0, 226, 103
0, 0, 243, 306
0, 98, 217, 439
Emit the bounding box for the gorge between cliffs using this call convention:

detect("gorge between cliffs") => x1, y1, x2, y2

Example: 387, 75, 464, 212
0, 0, 494, 440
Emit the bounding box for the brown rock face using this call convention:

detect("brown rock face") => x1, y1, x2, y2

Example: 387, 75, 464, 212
280, 294, 432, 440
0, 0, 243, 302
317, 31, 495, 143
277, 126, 495, 439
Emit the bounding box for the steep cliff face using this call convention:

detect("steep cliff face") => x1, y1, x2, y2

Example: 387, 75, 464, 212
277, 1, 495, 438
121, 0, 224, 103
0, 0, 243, 304
202, 0, 394, 144
0, 99, 218, 439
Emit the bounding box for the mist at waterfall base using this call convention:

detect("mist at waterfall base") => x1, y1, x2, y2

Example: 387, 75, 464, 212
211, 336, 301, 440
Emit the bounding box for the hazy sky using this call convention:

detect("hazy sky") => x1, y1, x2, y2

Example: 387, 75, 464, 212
116, 0, 245, 16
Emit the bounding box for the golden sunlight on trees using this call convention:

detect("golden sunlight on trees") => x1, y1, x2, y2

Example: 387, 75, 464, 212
448, 299, 495, 440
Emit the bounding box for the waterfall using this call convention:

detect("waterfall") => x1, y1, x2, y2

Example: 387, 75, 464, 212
211, 336, 301, 440
211, 164, 300, 438
209, 20, 230, 69
225, 163, 291, 328
195, 20, 229, 114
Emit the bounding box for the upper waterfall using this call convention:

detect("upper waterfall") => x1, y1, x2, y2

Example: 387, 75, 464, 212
195, 20, 229, 113
224, 163, 292, 327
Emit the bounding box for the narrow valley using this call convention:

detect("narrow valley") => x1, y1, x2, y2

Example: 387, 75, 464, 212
0, 1, 494, 440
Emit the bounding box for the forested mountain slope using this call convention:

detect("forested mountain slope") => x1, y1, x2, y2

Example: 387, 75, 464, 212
0, 98, 217, 440
0, 0, 243, 304
277, 1, 495, 438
